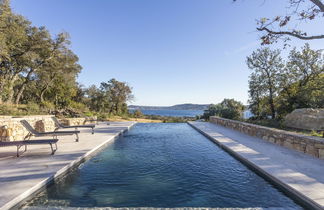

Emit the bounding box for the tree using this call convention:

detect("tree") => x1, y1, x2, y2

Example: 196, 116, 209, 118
246, 48, 284, 119
100, 79, 133, 115
234, 0, 324, 44
0, 1, 33, 103
0, 1, 83, 109
248, 73, 266, 119
277, 44, 324, 116
84, 85, 107, 112
203, 99, 245, 120
33, 46, 81, 103
133, 109, 143, 118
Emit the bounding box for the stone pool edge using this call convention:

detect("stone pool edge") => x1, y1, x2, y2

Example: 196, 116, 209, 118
187, 121, 323, 210
5, 122, 137, 210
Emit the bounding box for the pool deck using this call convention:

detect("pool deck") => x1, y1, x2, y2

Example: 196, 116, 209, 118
188, 121, 324, 210
0, 121, 136, 210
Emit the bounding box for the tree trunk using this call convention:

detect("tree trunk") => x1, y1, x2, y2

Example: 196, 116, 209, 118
40, 88, 46, 103
0, 82, 4, 104
15, 70, 34, 104
15, 84, 26, 105
39, 78, 55, 103
268, 87, 276, 119
5, 74, 19, 104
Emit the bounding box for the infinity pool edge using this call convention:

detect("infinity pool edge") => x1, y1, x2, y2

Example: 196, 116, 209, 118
3, 122, 137, 210
187, 121, 323, 210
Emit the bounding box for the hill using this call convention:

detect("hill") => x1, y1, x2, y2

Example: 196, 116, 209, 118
128, 103, 210, 110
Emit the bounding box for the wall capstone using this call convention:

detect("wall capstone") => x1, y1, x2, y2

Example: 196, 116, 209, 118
210, 116, 324, 159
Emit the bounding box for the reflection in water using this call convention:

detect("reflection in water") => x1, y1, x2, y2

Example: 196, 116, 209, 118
25, 123, 302, 209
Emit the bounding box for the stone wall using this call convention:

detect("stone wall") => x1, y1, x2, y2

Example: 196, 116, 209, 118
61, 116, 97, 126
210, 116, 324, 159
0, 116, 97, 141
0, 115, 56, 141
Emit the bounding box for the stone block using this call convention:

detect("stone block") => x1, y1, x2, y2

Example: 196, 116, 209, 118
319, 149, 324, 159
268, 137, 275, 143
314, 143, 324, 149
293, 143, 306, 153
262, 136, 268, 141
283, 141, 294, 150
306, 145, 318, 157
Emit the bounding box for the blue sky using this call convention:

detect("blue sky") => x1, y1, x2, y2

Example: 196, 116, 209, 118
11, 0, 324, 106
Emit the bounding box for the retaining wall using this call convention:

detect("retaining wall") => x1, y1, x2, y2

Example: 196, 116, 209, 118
0, 116, 56, 141
210, 116, 324, 159
0, 116, 95, 141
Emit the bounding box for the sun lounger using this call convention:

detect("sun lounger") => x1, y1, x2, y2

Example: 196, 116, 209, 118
0, 139, 58, 157
52, 117, 95, 134
20, 120, 80, 142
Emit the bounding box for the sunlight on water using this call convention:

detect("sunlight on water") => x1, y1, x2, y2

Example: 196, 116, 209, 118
25, 123, 302, 209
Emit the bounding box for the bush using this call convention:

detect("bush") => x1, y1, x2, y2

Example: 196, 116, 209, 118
41, 101, 55, 111
203, 99, 245, 120
133, 109, 143, 118
97, 112, 110, 120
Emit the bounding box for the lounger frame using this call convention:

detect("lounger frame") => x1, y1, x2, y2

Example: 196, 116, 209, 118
20, 120, 80, 142
52, 117, 95, 134
0, 139, 58, 157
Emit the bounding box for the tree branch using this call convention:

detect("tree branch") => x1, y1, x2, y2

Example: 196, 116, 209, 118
257, 27, 324, 40
309, 0, 324, 12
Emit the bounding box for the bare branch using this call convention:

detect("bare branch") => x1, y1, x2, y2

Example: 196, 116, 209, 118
257, 27, 324, 40
309, 0, 324, 12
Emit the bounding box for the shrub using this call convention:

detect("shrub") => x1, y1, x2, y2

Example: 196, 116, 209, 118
203, 99, 245, 120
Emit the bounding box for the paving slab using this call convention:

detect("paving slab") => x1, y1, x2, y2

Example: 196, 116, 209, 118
0, 121, 136, 210
188, 122, 324, 210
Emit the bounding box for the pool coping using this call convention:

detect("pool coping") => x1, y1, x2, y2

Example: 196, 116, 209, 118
188, 121, 324, 210
3, 122, 136, 210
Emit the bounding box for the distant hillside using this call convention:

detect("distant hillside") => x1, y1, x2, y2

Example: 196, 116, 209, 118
128, 103, 210, 110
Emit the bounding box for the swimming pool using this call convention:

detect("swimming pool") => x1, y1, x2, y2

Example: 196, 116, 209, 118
24, 123, 302, 209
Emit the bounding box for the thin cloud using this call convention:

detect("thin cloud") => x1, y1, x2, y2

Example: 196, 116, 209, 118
225, 41, 260, 56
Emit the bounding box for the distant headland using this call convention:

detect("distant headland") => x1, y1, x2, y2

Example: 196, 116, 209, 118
128, 103, 210, 111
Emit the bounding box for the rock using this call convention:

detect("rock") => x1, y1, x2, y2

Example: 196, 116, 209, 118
0, 126, 12, 141
284, 108, 324, 131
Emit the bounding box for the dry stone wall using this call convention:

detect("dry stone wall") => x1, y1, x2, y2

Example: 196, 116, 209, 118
61, 117, 97, 126
210, 116, 324, 159
0, 115, 56, 141
0, 116, 95, 141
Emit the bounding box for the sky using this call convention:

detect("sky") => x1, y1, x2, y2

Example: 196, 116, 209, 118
10, 0, 324, 106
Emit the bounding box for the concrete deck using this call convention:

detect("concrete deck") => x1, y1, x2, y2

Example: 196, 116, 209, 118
0, 121, 136, 210
188, 122, 324, 210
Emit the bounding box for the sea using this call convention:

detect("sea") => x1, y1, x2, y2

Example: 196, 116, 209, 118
129, 109, 204, 117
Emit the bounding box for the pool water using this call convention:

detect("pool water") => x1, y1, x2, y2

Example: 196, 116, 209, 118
25, 123, 302, 209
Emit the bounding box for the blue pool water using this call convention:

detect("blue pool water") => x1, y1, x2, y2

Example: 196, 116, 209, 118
26, 123, 302, 209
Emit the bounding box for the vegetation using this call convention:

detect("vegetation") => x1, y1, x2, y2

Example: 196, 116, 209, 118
0, 1, 133, 118
202, 99, 245, 120
247, 44, 324, 120
247, 48, 284, 119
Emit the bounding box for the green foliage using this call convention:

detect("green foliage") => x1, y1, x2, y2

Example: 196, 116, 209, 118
247, 48, 284, 119
203, 99, 245, 120
247, 44, 324, 120
276, 44, 324, 117
142, 115, 193, 123
0, 2, 134, 119
41, 101, 55, 111
133, 109, 143, 118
